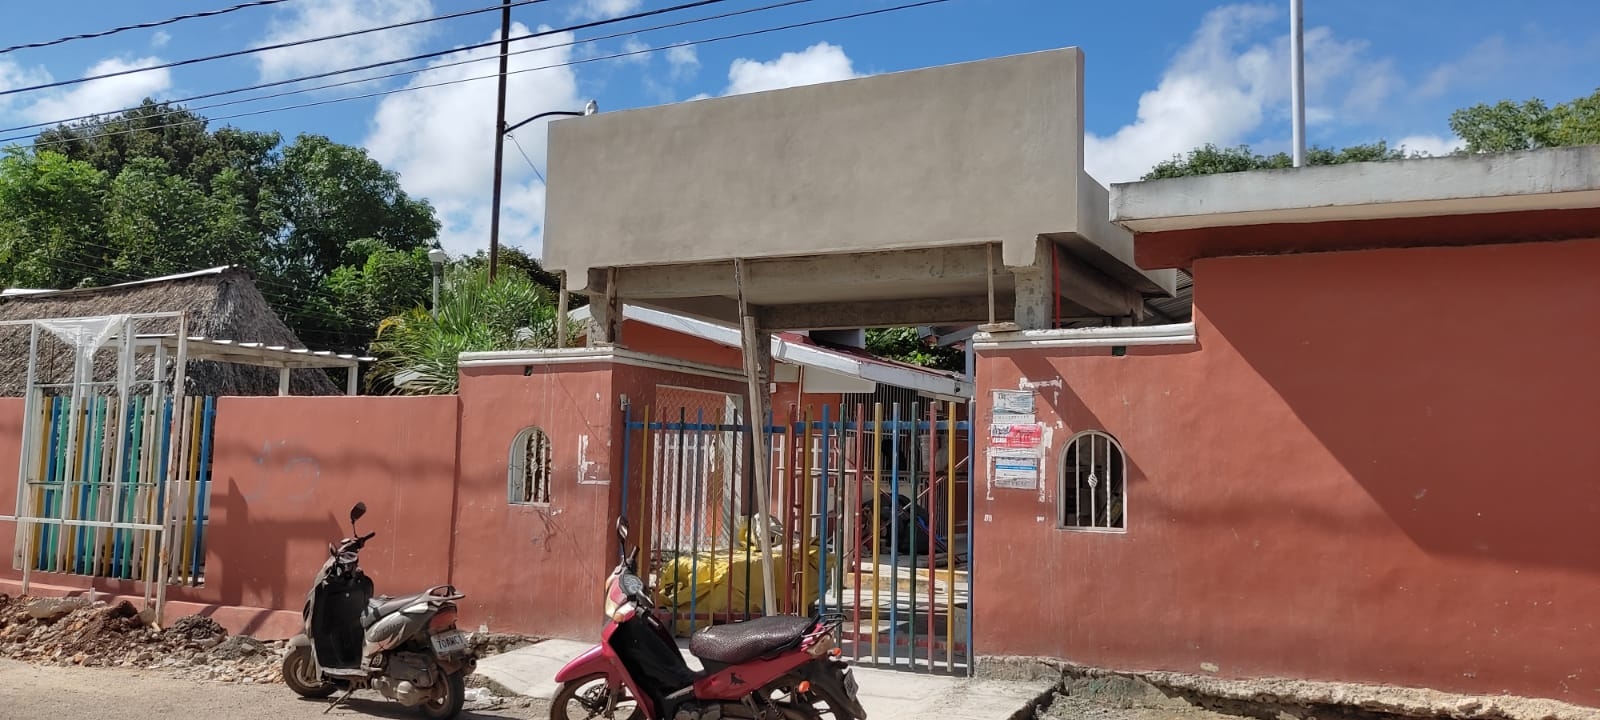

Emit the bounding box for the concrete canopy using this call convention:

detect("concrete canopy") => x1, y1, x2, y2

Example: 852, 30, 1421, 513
1110, 145, 1600, 269
543, 47, 1175, 335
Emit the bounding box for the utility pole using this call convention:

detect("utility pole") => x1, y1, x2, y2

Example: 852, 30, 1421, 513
1290, 0, 1306, 167
488, 0, 512, 281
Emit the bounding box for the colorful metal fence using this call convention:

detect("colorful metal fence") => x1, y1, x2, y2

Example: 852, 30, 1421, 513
18, 394, 217, 585
623, 399, 975, 675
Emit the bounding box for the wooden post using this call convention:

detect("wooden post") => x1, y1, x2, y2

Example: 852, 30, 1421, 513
733, 259, 779, 617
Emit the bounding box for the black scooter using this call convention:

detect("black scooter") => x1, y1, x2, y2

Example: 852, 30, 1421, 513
282, 502, 477, 719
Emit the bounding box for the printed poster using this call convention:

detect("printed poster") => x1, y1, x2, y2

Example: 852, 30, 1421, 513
992, 455, 1040, 490
991, 390, 1034, 415
990, 422, 1044, 452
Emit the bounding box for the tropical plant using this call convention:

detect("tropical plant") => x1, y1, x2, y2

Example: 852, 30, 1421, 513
368, 265, 581, 395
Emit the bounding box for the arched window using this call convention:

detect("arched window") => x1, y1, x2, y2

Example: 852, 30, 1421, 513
509, 427, 553, 505
1058, 430, 1126, 531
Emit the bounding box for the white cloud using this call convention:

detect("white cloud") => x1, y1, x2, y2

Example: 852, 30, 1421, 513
364, 22, 582, 257
255, 0, 435, 82
151, 31, 171, 48
0, 59, 51, 118
571, 0, 641, 21
619, 37, 652, 66
1396, 134, 1461, 157
666, 44, 700, 81
1083, 4, 1408, 184
18, 57, 173, 125
725, 42, 858, 95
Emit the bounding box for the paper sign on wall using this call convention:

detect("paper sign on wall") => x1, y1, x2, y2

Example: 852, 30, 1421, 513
991, 390, 1035, 415
991, 423, 1044, 452
992, 455, 1040, 490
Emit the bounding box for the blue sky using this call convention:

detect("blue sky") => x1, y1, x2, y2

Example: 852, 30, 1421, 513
2, 0, 1598, 256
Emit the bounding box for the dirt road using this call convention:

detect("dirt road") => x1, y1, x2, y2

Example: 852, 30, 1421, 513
0, 659, 552, 720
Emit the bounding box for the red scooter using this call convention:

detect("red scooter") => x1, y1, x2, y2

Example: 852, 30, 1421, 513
551, 518, 867, 720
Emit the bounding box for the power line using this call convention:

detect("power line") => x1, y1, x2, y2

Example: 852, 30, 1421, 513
1, 0, 816, 136
0, 0, 556, 98
507, 133, 546, 184
11, 0, 956, 149
0, 0, 294, 55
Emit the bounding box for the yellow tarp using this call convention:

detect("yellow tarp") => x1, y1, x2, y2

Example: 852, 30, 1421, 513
657, 518, 820, 635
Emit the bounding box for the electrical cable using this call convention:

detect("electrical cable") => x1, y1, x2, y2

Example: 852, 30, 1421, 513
0, 0, 558, 98
0, 0, 817, 136
0, 0, 293, 55
10, 0, 955, 149
507, 132, 546, 184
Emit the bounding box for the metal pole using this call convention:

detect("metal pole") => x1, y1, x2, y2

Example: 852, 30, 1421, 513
488, 0, 512, 282
733, 258, 779, 617
155, 314, 189, 624
1290, 0, 1306, 167
431, 263, 442, 319
16, 324, 39, 594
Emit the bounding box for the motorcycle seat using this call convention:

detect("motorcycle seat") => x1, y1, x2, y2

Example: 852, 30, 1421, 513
688, 615, 814, 665
362, 592, 437, 627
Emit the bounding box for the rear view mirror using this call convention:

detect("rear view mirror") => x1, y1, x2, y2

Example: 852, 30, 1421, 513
350, 502, 368, 528
616, 516, 630, 542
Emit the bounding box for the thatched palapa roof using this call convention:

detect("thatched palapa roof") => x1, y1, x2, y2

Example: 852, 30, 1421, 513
0, 266, 343, 396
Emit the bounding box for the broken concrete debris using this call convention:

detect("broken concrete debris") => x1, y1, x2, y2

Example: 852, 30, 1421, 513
0, 594, 541, 690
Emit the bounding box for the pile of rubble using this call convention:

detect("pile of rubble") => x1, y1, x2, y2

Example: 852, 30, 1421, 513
0, 594, 285, 684
1, 594, 543, 690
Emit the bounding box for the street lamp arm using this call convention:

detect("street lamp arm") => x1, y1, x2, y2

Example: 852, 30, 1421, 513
503, 109, 586, 136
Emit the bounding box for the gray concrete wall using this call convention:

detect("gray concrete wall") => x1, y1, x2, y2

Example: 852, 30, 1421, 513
545, 48, 1087, 293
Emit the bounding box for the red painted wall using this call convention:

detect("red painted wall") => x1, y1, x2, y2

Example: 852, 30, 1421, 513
0, 398, 22, 577
621, 320, 744, 370
0, 396, 461, 638
201, 396, 460, 629
975, 239, 1600, 706
452, 359, 745, 640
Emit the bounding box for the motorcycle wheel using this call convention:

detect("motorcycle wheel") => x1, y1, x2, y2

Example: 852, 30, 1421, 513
282, 645, 337, 699
418, 671, 466, 720
551, 673, 643, 720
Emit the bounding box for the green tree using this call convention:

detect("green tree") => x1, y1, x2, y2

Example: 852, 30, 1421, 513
0, 149, 108, 288
104, 157, 240, 278
865, 327, 965, 373
454, 246, 582, 306
324, 239, 433, 335
8, 102, 443, 355
37, 100, 281, 196
368, 264, 577, 395
1449, 88, 1600, 153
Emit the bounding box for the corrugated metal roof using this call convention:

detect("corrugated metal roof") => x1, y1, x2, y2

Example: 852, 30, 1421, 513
1142, 269, 1193, 325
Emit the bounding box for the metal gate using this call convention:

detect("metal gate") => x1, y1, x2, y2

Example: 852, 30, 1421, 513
2, 313, 215, 619
622, 398, 974, 675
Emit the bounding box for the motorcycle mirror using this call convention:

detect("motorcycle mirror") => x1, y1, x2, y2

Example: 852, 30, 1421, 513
615, 516, 629, 542
350, 502, 367, 527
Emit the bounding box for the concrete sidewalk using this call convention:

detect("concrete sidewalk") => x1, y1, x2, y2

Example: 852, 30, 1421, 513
473, 638, 1052, 720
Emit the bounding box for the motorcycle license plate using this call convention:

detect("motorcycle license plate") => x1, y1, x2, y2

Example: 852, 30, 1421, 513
431, 630, 469, 656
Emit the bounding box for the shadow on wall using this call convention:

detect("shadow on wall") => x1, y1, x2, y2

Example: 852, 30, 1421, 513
213, 477, 345, 622
1201, 245, 1600, 576
1006, 349, 1200, 504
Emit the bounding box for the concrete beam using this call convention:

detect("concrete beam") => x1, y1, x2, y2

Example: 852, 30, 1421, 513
756, 295, 1008, 331
611, 245, 997, 302
1053, 245, 1146, 319
1111, 145, 1600, 233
